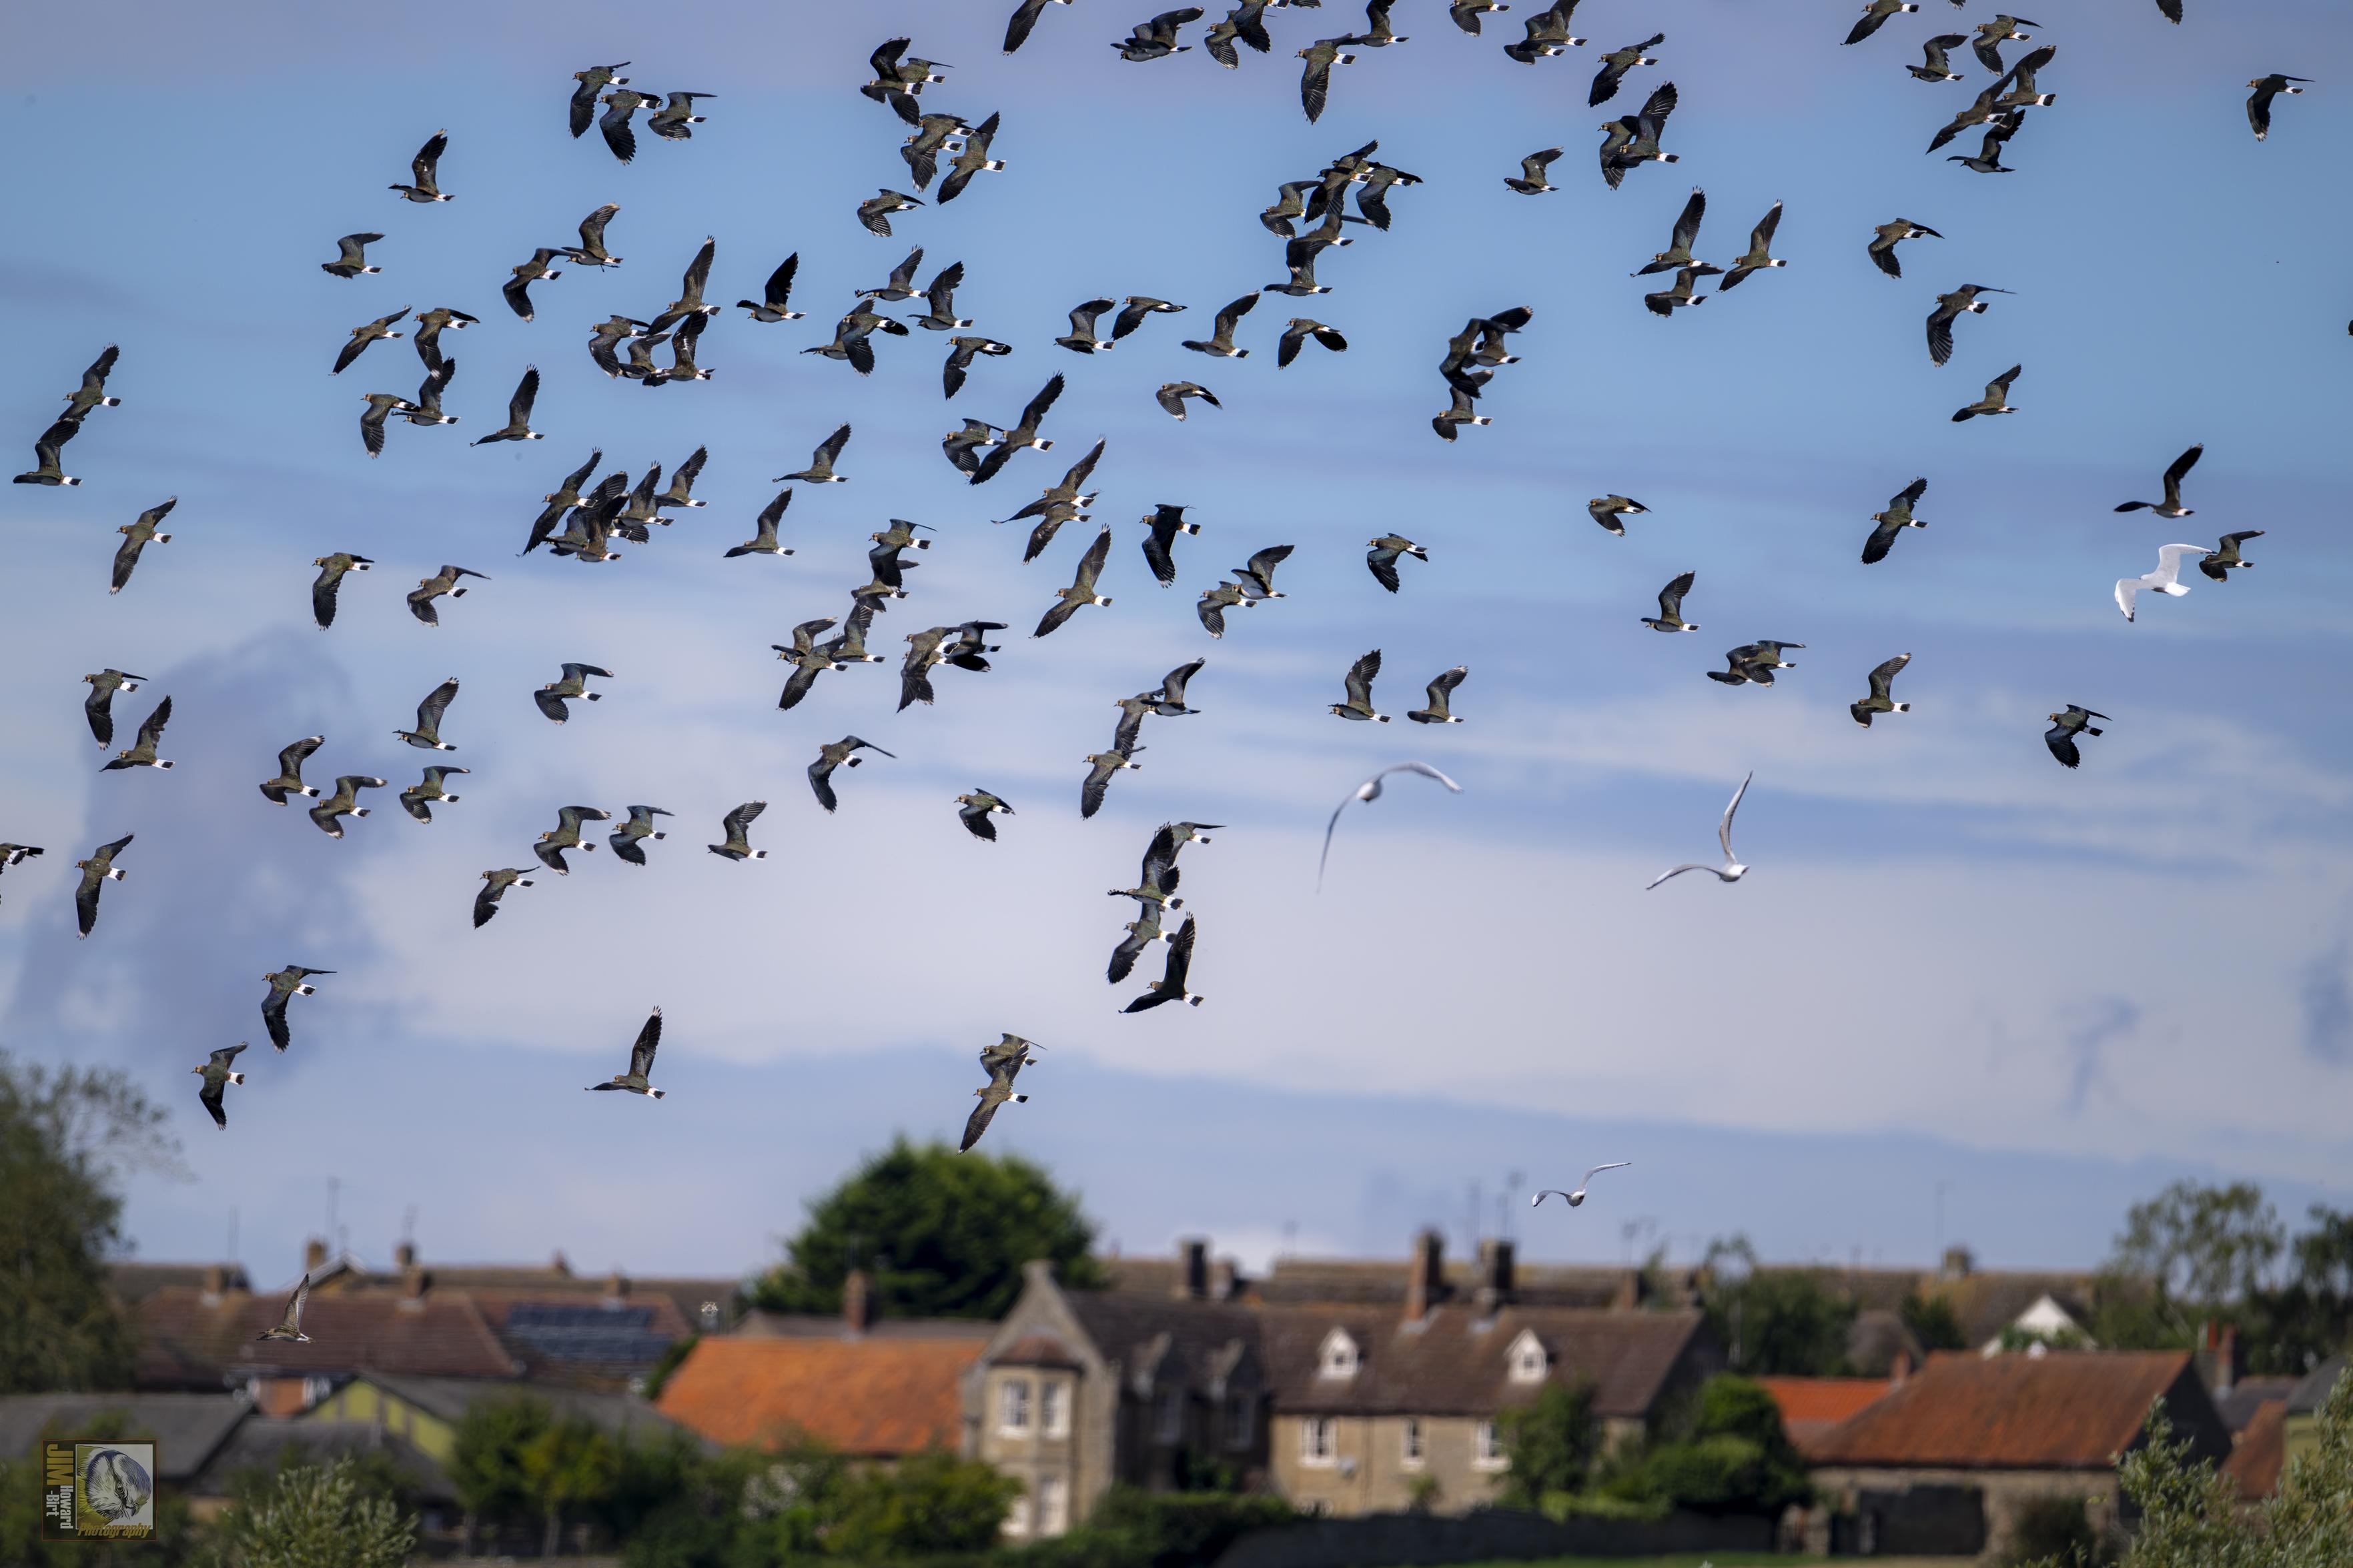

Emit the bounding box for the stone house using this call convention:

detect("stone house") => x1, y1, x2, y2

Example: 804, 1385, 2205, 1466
1256, 1237, 1720, 1517
963, 1233, 1718, 1534
965, 1251, 1269, 1539
1805, 1349, 2232, 1558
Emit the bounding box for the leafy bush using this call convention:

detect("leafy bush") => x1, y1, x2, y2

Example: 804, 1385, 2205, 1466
1495, 1380, 1600, 1506
2004, 1494, 2115, 1567
1593, 1374, 1810, 1517
204, 1459, 415, 1568
1006, 1487, 1299, 1568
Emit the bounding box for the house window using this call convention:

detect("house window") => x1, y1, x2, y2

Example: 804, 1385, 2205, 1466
1037, 1475, 1068, 1537
1224, 1393, 1255, 1450
1155, 1387, 1183, 1443
1003, 1493, 1032, 1537
1507, 1329, 1550, 1385
1300, 1417, 1337, 1467
1474, 1419, 1506, 1471
1318, 1329, 1360, 1379
1400, 1419, 1424, 1468
1041, 1379, 1069, 1439
998, 1377, 1032, 1435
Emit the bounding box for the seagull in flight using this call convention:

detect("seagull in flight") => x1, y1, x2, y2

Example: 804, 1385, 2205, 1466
1647, 772, 1753, 890
1532, 1163, 1632, 1208
1319, 762, 1462, 890
2114, 544, 2204, 622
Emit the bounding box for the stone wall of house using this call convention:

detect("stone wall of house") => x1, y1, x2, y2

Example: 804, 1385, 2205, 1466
1210, 1507, 1774, 1568
1814, 1463, 2119, 1560
1270, 1414, 1502, 1517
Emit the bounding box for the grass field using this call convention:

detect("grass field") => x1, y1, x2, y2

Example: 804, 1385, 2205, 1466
1378, 1557, 1980, 1568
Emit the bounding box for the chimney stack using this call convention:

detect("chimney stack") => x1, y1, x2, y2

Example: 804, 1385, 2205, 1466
394, 1241, 416, 1270
303, 1237, 328, 1275
1940, 1245, 1974, 1281
1474, 1238, 1516, 1315
400, 1261, 428, 1308
1405, 1229, 1444, 1321
1175, 1238, 1210, 1300
202, 1265, 226, 1299
1208, 1257, 1237, 1303
843, 1268, 875, 1334
604, 1269, 630, 1303
1891, 1351, 1912, 1386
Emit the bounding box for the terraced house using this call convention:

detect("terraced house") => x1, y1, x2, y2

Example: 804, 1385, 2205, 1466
963, 1233, 1721, 1533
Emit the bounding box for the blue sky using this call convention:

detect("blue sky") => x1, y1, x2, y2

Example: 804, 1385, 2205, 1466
4, 0, 2351, 1287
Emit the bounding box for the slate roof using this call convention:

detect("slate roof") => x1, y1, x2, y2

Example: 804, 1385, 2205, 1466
1260, 1305, 1711, 1419
136, 1286, 522, 1383
2214, 1376, 2302, 1435
107, 1261, 250, 1304
1062, 1292, 1266, 1394
0, 1393, 248, 1482
1254, 1257, 1632, 1310
191, 1418, 456, 1502
732, 1309, 995, 1341
655, 1333, 988, 1455
1807, 1351, 2216, 1471
2286, 1354, 2347, 1416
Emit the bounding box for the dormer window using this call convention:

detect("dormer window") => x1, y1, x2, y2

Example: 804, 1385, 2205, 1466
1318, 1328, 1360, 1380
1506, 1329, 1550, 1385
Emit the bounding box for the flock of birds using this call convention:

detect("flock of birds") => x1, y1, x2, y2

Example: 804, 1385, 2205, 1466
1, 0, 2318, 1297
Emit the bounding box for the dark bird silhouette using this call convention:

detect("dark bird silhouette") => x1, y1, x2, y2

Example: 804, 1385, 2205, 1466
2045, 705, 2108, 769
474, 868, 534, 926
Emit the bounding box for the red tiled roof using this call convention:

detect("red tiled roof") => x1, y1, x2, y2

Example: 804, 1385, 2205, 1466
136, 1287, 521, 1382
1807, 1351, 2198, 1470
2223, 1399, 2286, 1500
654, 1335, 985, 1455
1757, 1377, 1895, 1457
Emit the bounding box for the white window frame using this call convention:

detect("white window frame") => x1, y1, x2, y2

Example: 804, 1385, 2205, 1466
1473, 1419, 1507, 1471
1506, 1329, 1550, 1385
1039, 1378, 1069, 1439
1400, 1417, 1424, 1469
998, 1377, 1032, 1435
1318, 1329, 1360, 1379
1155, 1386, 1183, 1443
1037, 1474, 1068, 1536
1300, 1416, 1337, 1467
1224, 1392, 1255, 1450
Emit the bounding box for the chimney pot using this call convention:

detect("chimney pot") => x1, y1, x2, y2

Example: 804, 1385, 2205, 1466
605, 1269, 630, 1301
1405, 1229, 1444, 1321
1176, 1238, 1210, 1300
1940, 1245, 1973, 1280
843, 1268, 875, 1334
303, 1237, 328, 1275
202, 1264, 225, 1298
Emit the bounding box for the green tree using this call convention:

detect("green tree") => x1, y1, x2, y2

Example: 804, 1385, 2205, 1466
2243, 1206, 2353, 1375
0, 1058, 182, 1393
1496, 1380, 1600, 1507
1901, 1291, 1968, 1352
447, 1393, 548, 1552
205, 1459, 414, 1568
518, 1415, 618, 1558
823, 1449, 1019, 1558
1598, 1374, 1810, 1519
1701, 1238, 1857, 1376
2108, 1180, 2284, 1328
751, 1136, 1103, 1320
